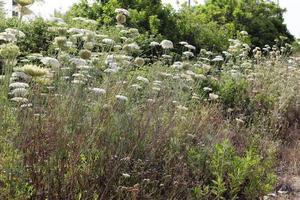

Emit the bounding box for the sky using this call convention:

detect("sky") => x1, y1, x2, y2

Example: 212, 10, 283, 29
3, 0, 300, 37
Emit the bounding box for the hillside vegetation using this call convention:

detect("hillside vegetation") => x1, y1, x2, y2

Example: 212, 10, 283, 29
0, 0, 300, 199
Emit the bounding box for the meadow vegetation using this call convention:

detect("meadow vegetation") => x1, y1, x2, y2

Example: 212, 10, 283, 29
0, 0, 300, 199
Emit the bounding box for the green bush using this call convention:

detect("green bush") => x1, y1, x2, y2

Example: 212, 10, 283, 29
190, 140, 276, 200
0, 17, 55, 54
219, 75, 250, 111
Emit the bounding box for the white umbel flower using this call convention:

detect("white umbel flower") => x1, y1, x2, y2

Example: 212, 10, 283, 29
41, 57, 60, 69
160, 40, 174, 49
11, 97, 29, 104
136, 76, 149, 84
102, 38, 115, 45
89, 88, 106, 95
9, 82, 29, 89
116, 95, 128, 102
11, 88, 28, 97
184, 44, 196, 50
209, 93, 219, 100
150, 41, 160, 47
115, 8, 130, 16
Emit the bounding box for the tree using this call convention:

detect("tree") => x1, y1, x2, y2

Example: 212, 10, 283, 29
204, 0, 294, 47
65, 0, 294, 51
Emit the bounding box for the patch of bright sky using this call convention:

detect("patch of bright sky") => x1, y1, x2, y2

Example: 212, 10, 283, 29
3, 0, 300, 37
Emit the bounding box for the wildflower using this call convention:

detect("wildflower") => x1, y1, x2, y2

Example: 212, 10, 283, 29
0, 43, 20, 60
72, 80, 85, 84
116, 13, 127, 24
171, 62, 183, 70
131, 84, 142, 90
122, 173, 131, 178
9, 82, 29, 89
115, 8, 130, 17
160, 40, 174, 49
70, 58, 87, 66
83, 42, 94, 50
16, 64, 48, 77
136, 76, 149, 84
203, 87, 212, 92
123, 43, 140, 53
41, 57, 60, 69
89, 88, 106, 95
116, 95, 128, 102
150, 41, 160, 47
54, 37, 67, 48
11, 88, 28, 97
179, 41, 188, 46
79, 49, 92, 60
183, 51, 194, 58
240, 31, 248, 36
209, 93, 219, 100
0, 32, 17, 42
102, 38, 115, 45
5, 28, 25, 38
212, 56, 224, 62
20, 103, 32, 108
11, 97, 29, 104
104, 67, 119, 74
16, 0, 34, 6
134, 57, 145, 67
184, 44, 196, 50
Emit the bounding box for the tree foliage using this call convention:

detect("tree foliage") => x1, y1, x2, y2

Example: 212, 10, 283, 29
55, 0, 295, 51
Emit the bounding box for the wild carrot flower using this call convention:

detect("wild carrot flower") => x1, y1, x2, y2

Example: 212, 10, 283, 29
134, 57, 145, 67
0, 43, 20, 60
116, 95, 128, 102
0, 32, 17, 42
136, 76, 149, 84
160, 40, 174, 49
209, 93, 219, 100
41, 57, 60, 69
16, 64, 48, 77
16, 0, 34, 6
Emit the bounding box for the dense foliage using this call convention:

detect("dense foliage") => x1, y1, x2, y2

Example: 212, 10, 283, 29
66, 0, 294, 51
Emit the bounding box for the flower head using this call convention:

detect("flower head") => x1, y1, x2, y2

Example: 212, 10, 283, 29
16, 64, 48, 77
160, 40, 174, 49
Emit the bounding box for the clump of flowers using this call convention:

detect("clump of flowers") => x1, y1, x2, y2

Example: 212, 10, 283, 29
0, 43, 20, 61
160, 40, 174, 50
115, 8, 130, 25
134, 57, 145, 67
16, 64, 48, 77
79, 49, 92, 60
0, 32, 17, 43
54, 37, 67, 49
